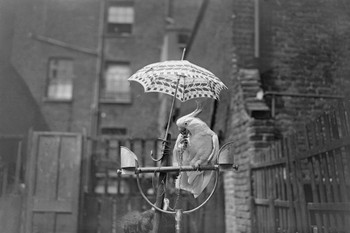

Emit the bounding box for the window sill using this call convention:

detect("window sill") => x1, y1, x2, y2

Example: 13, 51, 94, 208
103, 34, 134, 39
43, 98, 73, 103
99, 99, 132, 105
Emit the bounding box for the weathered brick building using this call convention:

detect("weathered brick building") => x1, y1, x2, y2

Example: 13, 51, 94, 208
201, 0, 350, 232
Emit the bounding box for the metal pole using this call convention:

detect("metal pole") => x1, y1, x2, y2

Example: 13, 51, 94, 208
175, 209, 183, 233
134, 164, 220, 173
153, 134, 171, 233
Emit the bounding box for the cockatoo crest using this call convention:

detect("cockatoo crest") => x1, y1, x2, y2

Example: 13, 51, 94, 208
176, 104, 203, 134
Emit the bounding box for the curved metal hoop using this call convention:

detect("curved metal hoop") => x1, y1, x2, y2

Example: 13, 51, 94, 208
136, 166, 220, 215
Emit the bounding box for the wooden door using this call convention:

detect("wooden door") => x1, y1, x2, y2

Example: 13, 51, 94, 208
25, 132, 82, 233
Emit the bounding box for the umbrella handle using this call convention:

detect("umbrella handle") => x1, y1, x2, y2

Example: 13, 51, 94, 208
149, 138, 171, 162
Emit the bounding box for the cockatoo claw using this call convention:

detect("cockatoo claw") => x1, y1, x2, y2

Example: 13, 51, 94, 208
192, 164, 201, 171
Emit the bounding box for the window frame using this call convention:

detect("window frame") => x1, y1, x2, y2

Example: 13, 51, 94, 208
45, 57, 74, 102
100, 61, 132, 104
105, 1, 135, 36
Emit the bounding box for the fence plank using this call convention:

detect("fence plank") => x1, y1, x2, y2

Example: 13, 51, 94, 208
282, 138, 295, 233
318, 113, 335, 233
100, 197, 113, 233
293, 136, 309, 233
82, 196, 99, 233
307, 157, 323, 230
268, 167, 276, 232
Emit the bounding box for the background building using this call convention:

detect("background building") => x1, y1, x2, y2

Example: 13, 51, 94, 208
7, 0, 205, 139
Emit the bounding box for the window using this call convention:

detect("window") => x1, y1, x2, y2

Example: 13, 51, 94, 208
101, 62, 131, 103
46, 58, 73, 101
101, 127, 127, 135
106, 4, 134, 35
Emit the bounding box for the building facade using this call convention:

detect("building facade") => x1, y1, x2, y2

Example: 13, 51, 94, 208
9, 0, 203, 139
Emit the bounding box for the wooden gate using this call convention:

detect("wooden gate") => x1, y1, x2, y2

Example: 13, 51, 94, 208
24, 132, 82, 233
251, 101, 350, 233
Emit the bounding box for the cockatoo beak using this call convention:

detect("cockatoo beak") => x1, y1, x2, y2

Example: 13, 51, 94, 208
179, 127, 188, 135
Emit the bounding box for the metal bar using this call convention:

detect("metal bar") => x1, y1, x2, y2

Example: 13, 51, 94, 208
175, 209, 183, 233
264, 91, 344, 99
134, 164, 220, 174
28, 33, 98, 56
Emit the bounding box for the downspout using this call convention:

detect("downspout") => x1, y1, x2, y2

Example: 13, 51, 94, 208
181, 0, 213, 129
254, 0, 260, 58
183, 0, 210, 58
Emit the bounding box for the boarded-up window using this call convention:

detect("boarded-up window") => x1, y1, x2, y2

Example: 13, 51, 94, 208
47, 58, 73, 100
107, 4, 134, 35
101, 62, 131, 103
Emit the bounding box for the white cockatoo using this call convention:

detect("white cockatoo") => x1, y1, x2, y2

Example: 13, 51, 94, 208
172, 104, 219, 198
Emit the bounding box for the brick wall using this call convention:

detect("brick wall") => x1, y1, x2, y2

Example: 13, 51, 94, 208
225, 67, 275, 233
259, 0, 350, 134
226, 0, 350, 232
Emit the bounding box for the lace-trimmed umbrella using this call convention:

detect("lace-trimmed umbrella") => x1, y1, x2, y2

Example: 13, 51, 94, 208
128, 60, 227, 102
129, 59, 227, 139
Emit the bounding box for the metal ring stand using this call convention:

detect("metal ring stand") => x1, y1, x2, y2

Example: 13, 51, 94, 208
135, 164, 220, 215
119, 140, 238, 233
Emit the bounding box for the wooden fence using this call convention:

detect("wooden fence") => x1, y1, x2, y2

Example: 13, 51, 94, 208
251, 101, 350, 233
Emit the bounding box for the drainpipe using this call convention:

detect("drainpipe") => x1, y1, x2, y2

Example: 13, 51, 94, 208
254, 0, 260, 58
182, 0, 213, 129
91, 0, 106, 138
183, 0, 210, 58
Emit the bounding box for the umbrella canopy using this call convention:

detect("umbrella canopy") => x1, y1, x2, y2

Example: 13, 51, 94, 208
128, 60, 227, 102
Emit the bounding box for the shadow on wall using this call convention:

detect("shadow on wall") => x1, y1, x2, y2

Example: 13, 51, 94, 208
0, 65, 49, 134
